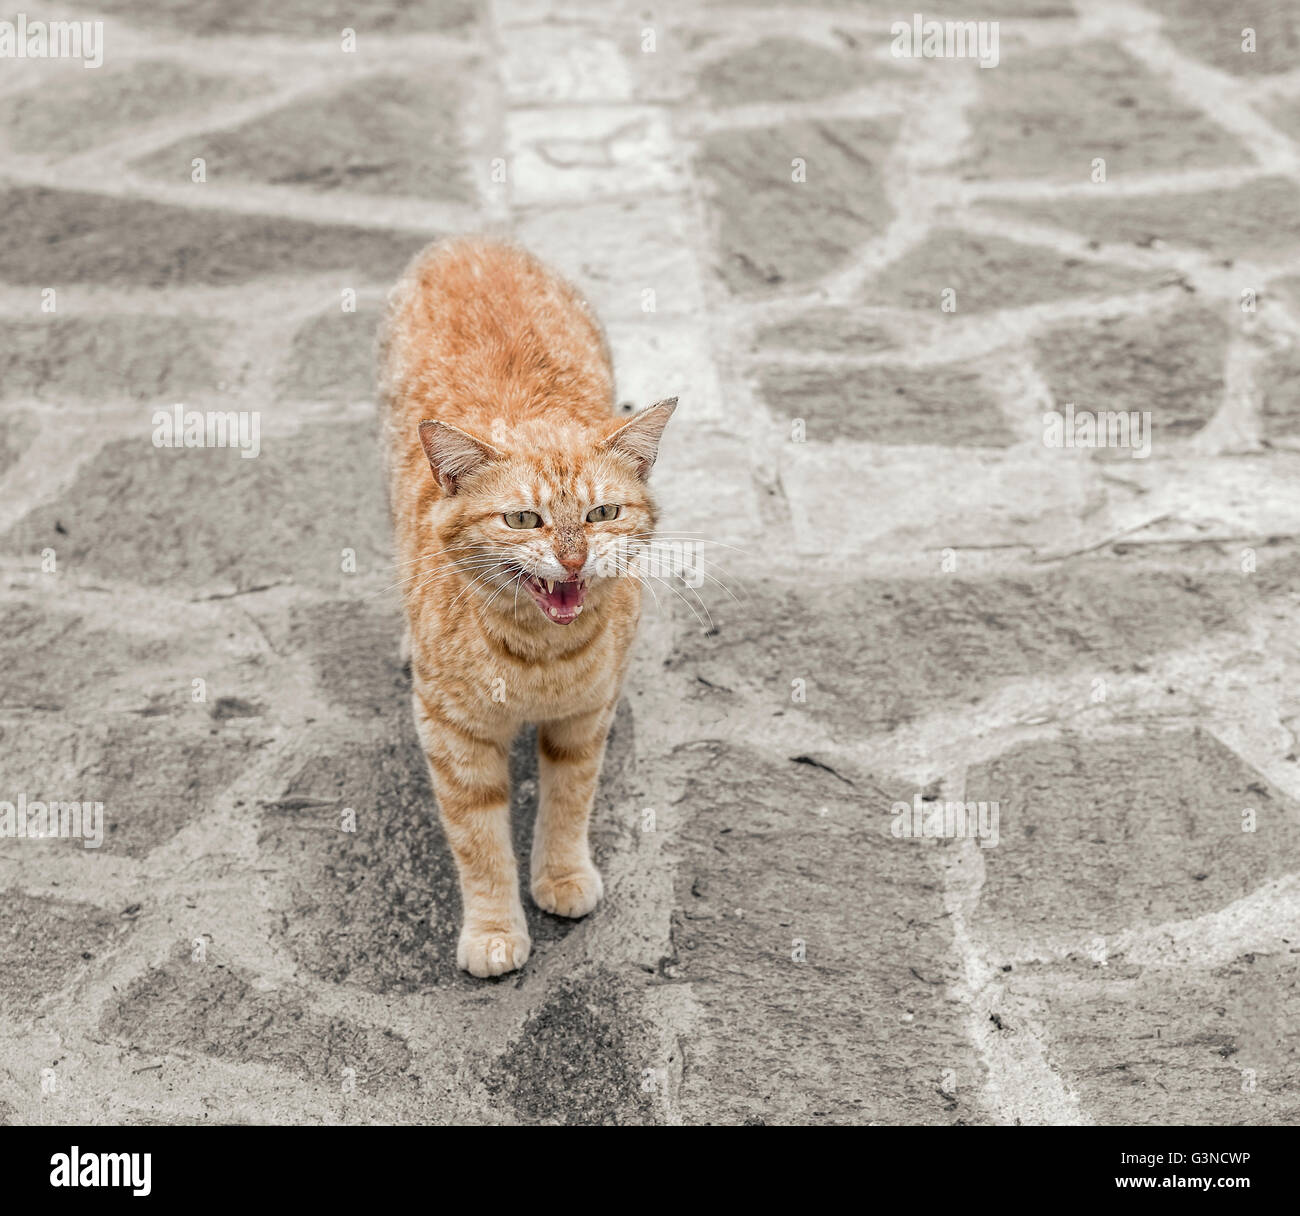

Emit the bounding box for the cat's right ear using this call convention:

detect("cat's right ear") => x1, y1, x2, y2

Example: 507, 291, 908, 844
418, 420, 502, 495
602, 397, 677, 480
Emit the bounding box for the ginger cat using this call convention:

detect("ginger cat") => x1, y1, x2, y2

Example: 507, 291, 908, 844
378, 238, 676, 977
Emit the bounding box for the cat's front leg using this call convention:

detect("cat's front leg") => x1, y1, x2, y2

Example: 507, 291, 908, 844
531, 706, 612, 918
413, 688, 529, 977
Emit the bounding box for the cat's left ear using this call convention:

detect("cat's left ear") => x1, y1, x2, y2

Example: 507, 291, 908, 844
602, 397, 677, 480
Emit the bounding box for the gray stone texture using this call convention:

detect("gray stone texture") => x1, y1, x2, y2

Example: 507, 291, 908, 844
1, 0, 1298, 1128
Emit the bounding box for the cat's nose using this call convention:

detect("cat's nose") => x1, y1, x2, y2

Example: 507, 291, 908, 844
557, 550, 586, 573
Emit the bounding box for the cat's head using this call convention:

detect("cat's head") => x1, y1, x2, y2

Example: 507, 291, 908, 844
418, 398, 676, 626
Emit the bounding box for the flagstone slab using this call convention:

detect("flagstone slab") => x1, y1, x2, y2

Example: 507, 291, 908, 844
698, 37, 897, 105
276, 304, 383, 404
860, 229, 1170, 315
0, 315, 229, 403
665, 564, 1259, 738
698, 118, 898, 294
661, 739, 986, 1124
1144, 0, 1300, 77
959, 41, 1246, 182
980, 177, 1300, 263
0, 891, 130, 1017
758, 361, 1015, 446
753, 312, 895, 357
132, 75, 474, 202
86, 0, 477, 37
1258, 345, 1300, 441
1, 419, 392, 592
81, 718, 267, 856
507, 106, 687, 206
484, 967, 659, 1124
965, 728, 1300, 958
0, 59, 262, 156
1033, 304, 1227, 446
100, 949, 415, 1096
0, 186, 431, 288
0, 411, 38, 476
0, 604, 172, 712
1003, 953, 1300, 1125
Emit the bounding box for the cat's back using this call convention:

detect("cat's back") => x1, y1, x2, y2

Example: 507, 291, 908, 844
379, 237, 615, 435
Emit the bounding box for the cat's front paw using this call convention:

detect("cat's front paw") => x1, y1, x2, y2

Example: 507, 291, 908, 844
457, 923, 531, 977
532, 863, 603, 918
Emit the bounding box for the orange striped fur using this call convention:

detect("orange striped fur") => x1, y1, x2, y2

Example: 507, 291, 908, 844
377, 238, 675, 977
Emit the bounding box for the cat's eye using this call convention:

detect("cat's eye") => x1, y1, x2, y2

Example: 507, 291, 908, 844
586, 504, 620, 523
504, 510, 542, 529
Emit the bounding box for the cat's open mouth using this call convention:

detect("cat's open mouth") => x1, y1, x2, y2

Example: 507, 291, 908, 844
520, 572, 589, 624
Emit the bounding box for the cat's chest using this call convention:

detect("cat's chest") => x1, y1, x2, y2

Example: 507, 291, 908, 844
500, 648, 616, 722
413, 628, 618, 728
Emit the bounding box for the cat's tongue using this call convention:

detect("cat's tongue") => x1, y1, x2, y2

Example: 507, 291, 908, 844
524, 574, 588, 624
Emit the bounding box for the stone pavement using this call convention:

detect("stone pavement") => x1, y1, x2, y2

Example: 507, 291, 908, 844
2, 0, 1299, 1125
